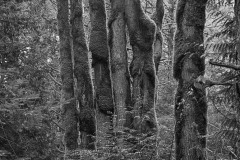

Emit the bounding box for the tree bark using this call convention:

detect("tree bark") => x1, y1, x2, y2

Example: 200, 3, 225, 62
108, 0, 132, 141
70, 0, 96, 150
152, 0, 164, 72
89, 0, 114, 148
125, 0, 157, 133
173, 0, 207, 159
57, 0, 78, 150
235, 0, 240, 61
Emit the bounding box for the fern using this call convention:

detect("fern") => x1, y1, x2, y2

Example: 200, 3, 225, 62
206, 0, 240, 159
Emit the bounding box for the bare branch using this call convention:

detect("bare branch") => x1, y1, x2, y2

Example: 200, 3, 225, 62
209, 59, 240, 70
194, 75, 232, 89
51, 120, 65, 131
48, 73, 62, 86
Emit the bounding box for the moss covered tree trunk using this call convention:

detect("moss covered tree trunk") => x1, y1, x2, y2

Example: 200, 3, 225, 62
173, 0, 207, 159
57, 0, 78, 151
152, 0, 164, 72
70, 0, 95, 150
108, 0, 132, 142
125, 0, 157, 133
89, 0, 114, 148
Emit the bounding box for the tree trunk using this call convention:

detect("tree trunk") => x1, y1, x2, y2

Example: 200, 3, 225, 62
152, 0, 164, 72
125, 0, 157, 133
108, 0, 132, 143
70, 0, 96, 150
235, 0, 240, 62
89, 0, 114, 148
173, 0, 207, 159
167, 0, 175, 62
57, 0, 78, 151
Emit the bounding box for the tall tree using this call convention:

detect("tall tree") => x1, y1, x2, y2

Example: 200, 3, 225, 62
173, 0, 208, 159
125, 0, 157, 133
235, 0, 240, 61
108, 0, 132, 141
57, 0, 78, 151
152, 0, 164, 72
89, 0, 114, 147
70, 0, 95, 150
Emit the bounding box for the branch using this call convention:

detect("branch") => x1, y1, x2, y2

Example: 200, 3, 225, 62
204, 80, 232, 87
40, 60, 60, 73
194, 75, 232, 89
51, 120, 65, 131
209, 59, 240, 70
48, 73, 62, 86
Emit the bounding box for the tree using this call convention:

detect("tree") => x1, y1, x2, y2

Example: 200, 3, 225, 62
57, 0, 78, 151
125, 0, 157, 133
70, 0, 95, 150
235, 0, 240, 59
108, 0, 132, 132
88, 0, 114, 148
173, 0, 208, 159
152, 0, 164, 72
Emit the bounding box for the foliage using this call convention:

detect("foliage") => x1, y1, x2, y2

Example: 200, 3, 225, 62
205, 0, 240, 159
0, 0, 63, 159
1, 0, 240, 159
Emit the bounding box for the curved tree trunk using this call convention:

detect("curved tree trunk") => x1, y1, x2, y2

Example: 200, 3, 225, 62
173, 0, 207, 159
57, 0, 78, 151
108, 0, 132, 144
125, 0, 157, 133
89, 0, 114, 148
152, 0, 164, 72
70, 0, 95, 150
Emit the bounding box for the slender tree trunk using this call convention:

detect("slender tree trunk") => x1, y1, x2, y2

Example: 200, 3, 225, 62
235, 0, 240, 62
234, 1, 240, 158
173, 0, 207, 159
108, 0, 132, 142
125, 0, 157, 133
152, 0, 164, 72
89, 0, 114, 148
70, 0, 95, 150
57, 0, 78, 151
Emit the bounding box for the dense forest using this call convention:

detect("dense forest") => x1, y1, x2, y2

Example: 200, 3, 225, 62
0, 0, 240, 159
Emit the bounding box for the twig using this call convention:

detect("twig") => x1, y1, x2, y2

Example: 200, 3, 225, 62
209, 59, 240, 70
51, 120, 65, 131
48, 73, 62, 86
40, 59, 60, 73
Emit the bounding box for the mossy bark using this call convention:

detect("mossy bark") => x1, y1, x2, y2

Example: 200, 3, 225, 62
108, 0, 132, 141
173, 0, 207, 159
70, 0, 95, 150
125, 0, 157, 133
89, 0, 114, 148
152, 0, 164, 72
57, 0, 78, 151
